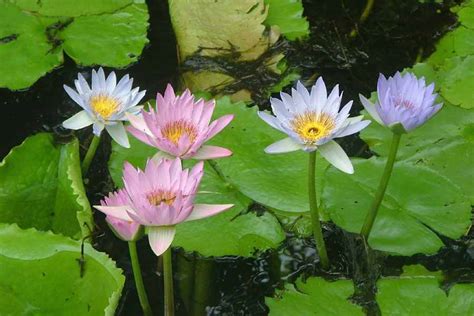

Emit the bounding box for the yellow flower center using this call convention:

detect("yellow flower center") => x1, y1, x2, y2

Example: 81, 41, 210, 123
161, 120, 198, 145
147, 190, 176, 206
291, 111, 335, 144
90, 95, 119, 119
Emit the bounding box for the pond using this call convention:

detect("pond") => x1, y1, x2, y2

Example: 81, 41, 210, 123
0, 0, 473, 315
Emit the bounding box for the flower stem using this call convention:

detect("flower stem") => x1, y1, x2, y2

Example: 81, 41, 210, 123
308, 151, 329, 270
163, 247, 175, 316
128, 241, 152, 316
360, 132, 402, 239
350, 0, 375, 37
81, 135, 101, 175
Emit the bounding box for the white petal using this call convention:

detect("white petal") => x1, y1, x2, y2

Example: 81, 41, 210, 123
62, 111, 94, 130
310, 77, 327, 111
335, 120, 371, 138
148, 226, 176, 256
93, 122, 105, 136
106, 123, 130, 148
359, 94, 383, 125
264, 137, 302, 154
106, 71, 117, 92
64, 85, 85, 108
258, 111, 283, 131
318, 141, 354, 174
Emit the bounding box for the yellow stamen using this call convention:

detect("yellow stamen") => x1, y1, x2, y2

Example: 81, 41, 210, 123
90, 95, 119, 119
291, 111, 335, 144
147, 190, 176, 206
161, 120, 198, 145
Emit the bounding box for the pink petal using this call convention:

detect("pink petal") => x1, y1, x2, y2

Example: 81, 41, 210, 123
106, 216, 141, 241
127, 126, 156, 147
192, 145, 232, 160
184, 204, 234, 222
148, 226, 176, 256
206, 114, 234, 140
94, 205, 133, 221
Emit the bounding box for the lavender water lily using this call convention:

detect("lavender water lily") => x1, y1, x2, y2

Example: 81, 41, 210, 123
359, 71, 442, 239
259, 78, 371, 269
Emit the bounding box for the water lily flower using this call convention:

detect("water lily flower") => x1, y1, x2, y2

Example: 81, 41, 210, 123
100, 189, 142, 241
62, 68, 146, 148
258, 78, 371, 174
94, 158, 233, 256
359, 72, 442, 133
127, 84, 233, 160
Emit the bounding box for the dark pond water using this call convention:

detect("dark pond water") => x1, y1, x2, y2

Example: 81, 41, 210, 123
1, 0, 473, 315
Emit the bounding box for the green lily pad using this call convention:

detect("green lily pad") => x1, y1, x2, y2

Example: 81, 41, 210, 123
174, 163, 286, 257
0, 3, 63, 90
0, 1, 149, 90
108, 132, 285, 257
377, 268, 474, 315
360, 88, 474, 204
439, 56, 474, 109
211, 97, 330, 215
0, 133, 92, 239
264, 0, 309, 40
10, 0, 133, 17
323, 157, 471, 256
266, 277, 364, 315
0, 224, 124, 315
60, 3, 149, 67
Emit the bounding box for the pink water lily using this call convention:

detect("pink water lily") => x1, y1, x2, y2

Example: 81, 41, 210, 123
127, 84, 233, 160
100, 189, 142, 241
94, 158, 233, 256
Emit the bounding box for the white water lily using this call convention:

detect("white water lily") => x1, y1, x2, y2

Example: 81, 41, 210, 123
258, 78, 371, 174
62, 68, 146, 148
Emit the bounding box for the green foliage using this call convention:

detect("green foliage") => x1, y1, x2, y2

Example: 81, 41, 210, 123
264, 0, 309, 40
0, 224, 124, 315
377, 267, 474, 315
0, 0, 149, 90
266, 277, 364, 315
418, 0, 474, 109
0, 133, 92, 239
324, 157, 471, 255
360, 105, 474, 203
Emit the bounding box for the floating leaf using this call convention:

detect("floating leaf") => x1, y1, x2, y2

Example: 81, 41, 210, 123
0, 133, 92, 239
323, 158, 471, 255
108, 131, 285, 257
60, 3, 149, 67
266, 277, 364, 315
264, 0, 309, 40
377, 267, 474, 315
10, 0, 133, 17
174, 163, 285, 257
0, 224, 124, 315
0, 3, 62, 90
0, 1, 149, 90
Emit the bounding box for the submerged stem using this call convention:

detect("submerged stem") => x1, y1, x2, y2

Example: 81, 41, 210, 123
81, 135, 101, 175
350, 0, 375, 37
360, 132, 402, 239
308, 151, 330, 270
128, 241, 152, 316
163, 247, 175, 316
